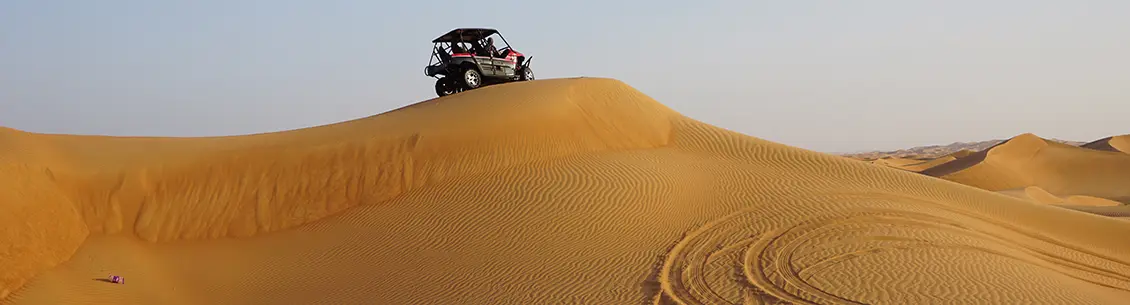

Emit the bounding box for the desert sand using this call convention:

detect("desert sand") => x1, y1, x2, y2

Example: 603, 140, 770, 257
867, 149, 976, 172
866, 157, 925, 170
1082, 135, 1130, 154
3, 78, 1130, 304
997, 186, 1123, 207
921, 133, 1130, 204
844, 139, 1083, 162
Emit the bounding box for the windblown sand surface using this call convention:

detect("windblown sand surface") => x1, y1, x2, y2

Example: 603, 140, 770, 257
1054, 205, 1130, 219
4, 78, 1130, 304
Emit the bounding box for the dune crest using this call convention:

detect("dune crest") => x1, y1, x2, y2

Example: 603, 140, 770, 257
868, 149, 974, 172
1082, 135, 1130, 154
900, 149, 974, 171
4, 78, 1130, 304
12, 78, 674, 241
1, 79, 673, 295
922, 133, 1130, 204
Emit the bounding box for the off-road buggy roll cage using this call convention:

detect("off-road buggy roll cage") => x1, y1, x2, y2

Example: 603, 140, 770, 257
425, 28, 517, 75
424, 28, 534, 97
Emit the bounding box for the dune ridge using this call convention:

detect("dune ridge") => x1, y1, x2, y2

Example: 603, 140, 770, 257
921, 133, 1130, 204
1, 79, 673, 296
899, 149, 974, 172
3, 78, 1130, 304
868, 149, 974, 172
1082, 135, 1130, 154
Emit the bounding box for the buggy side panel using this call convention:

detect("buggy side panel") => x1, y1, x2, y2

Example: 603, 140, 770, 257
451, 54, 506, 78
495, 58, 517, 77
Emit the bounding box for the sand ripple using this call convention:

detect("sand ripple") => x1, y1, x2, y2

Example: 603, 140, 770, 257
658, 194, 1130, 304
4, 78, 1130, 304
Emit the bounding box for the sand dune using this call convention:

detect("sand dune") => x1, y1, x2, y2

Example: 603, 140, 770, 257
844, 139, 1082, 161
997, 186, 1123, 207
898, 149, 970, 171
867, 157, 923, 169
1082, 135, 1130, 154
4, 78, 1130, 304
921, 133, 1130, 204
868, 149, 974, 172
1055, 205, 1130, 219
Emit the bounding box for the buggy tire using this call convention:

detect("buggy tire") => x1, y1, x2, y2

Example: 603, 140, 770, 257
519, 67, 534, 81
461, 68, 482, 89
435, 77, 459, 97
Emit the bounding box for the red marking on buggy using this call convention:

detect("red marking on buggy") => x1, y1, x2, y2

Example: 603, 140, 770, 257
450, 54, 515, 63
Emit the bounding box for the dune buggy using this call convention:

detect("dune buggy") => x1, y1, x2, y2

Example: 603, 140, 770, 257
424, 28, 534, 97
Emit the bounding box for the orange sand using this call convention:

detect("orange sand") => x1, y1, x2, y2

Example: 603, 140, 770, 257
870, 149, 974, 172
1055, 205, 1130, 219
3, 78, 1130, 304
997, 186, 1124, 207
1082, 135, 1130, 154
922, 133, 1130, 204
867, 157, 922, 169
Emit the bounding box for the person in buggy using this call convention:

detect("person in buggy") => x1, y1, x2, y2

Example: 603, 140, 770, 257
481, 37, 507, 58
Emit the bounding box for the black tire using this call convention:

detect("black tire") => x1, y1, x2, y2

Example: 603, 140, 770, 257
435, 77, 458, 97
461, 68, 482, 89
519, 67, 534, 81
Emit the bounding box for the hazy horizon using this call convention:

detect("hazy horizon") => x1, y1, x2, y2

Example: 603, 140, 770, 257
3, 1, 1127, 153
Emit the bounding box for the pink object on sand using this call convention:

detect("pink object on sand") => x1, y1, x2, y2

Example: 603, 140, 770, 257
109, 275, 124, 284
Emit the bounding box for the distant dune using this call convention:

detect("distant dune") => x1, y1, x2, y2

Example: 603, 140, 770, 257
1082, 134, 1130, 154
843, 139, 1083, 161
997, 186, 1123, 207
901, 149, 975, 171
867, 149, 976, 172
854, 133, 1130, 219
867, 156, 922, 169
921, 133, 1130, 204
3, 78, 1130, 304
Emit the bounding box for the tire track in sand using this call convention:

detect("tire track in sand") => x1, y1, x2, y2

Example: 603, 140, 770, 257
658, 193, 1130, 304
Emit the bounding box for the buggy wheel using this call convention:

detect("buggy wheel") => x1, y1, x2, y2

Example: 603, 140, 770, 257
461, 68, 482, 89
435, 77, 459, 97
519, 67, 534, 81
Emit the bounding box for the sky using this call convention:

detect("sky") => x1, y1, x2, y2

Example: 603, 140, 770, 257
2, 0, 1127, 153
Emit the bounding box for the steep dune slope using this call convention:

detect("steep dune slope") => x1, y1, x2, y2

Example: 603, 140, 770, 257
0, 129, 90, 299
4, 78, 1130, 304
922, 133, 1130, 204
1082, 135, 1130, 154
